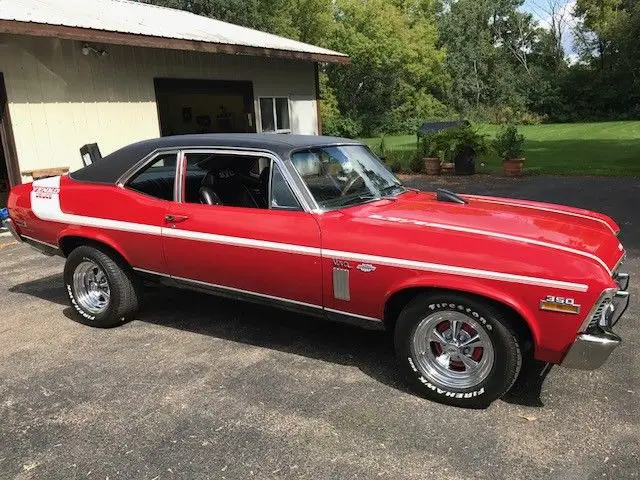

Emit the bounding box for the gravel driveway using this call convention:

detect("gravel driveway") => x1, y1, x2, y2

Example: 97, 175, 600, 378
1, 175, 638, 479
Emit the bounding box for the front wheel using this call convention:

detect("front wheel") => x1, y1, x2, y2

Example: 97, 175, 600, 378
394, 293, 522, 408
63, 245, 139, 328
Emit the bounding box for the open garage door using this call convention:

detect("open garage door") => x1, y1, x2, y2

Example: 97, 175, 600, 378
1, 73, 21, 205
155, 78, 256, 136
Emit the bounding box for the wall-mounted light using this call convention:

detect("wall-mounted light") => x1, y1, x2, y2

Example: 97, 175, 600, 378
81, 44, 108, 57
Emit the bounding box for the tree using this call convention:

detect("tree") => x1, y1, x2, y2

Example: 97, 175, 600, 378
438, 0, 537, 119
324, 0, 449, 136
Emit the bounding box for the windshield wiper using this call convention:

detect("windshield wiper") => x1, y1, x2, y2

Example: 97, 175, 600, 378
379, 184, 405, 197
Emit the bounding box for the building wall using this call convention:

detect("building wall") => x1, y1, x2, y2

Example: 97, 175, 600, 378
0, 34, 318, 180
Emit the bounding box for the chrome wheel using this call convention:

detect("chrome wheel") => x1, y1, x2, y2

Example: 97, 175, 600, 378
72, 260, 110, 314
410, 311, 494, 389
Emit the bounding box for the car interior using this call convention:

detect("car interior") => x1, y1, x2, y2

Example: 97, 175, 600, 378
184, 153, 268, 208
127, 152, 300, 210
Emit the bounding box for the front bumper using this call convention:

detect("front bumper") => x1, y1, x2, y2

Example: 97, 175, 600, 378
562, 272, 630, 370
2, 218, 22, 243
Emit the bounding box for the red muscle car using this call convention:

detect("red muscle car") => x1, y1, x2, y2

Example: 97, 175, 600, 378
4, 134, 630, 407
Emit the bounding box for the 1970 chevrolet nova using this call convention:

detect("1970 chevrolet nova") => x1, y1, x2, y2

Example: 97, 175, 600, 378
4, 134, 630, 407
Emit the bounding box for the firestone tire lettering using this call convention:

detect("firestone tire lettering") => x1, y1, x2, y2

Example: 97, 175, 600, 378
66, 284, 96, 321
394, 292, 522, 408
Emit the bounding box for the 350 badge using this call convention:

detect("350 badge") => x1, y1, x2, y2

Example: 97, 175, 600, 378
539, 295, 581, 314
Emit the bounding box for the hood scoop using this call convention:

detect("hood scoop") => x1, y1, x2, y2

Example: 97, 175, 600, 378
436, 188, 467, 204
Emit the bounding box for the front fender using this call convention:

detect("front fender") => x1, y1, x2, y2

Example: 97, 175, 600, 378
383, 274, 541, 350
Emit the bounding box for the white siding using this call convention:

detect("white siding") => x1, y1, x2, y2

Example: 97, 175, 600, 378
0, 34, 318, 180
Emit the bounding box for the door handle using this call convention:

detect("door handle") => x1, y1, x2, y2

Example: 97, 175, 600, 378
164, 214, 189, 223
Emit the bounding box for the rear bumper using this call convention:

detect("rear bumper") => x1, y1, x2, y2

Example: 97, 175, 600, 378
2, 218, 22, 243
562, 274, 630, 370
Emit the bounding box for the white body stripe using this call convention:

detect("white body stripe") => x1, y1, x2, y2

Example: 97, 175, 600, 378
322, 249, 588, 292
463, 195, 617, 234
368, 213, 611, 275
163, 228, 321, 256
30, 176, 589, 292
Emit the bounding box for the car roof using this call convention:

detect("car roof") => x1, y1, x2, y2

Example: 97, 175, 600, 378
69, 133, 360, 184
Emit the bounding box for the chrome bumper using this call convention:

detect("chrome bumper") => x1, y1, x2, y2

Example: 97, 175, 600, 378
2, 218, 22, 243
561, 329, 621, 370
562, 271, 630, 370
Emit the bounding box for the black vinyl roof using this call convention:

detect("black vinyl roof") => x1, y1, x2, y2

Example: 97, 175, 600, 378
70, 134, 359, 184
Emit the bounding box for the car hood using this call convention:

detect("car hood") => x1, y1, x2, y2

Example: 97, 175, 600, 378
353, 190, 624, 273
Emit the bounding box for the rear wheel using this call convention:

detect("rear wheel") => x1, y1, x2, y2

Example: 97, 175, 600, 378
63, 245, 139, 328
394, 292, 522, 408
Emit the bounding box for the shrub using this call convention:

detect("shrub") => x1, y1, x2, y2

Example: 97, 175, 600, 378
389, 161, 402, 173
493, 125, 525, 160
433, 125, 487, 162
409, 153, 424, 173
419, 133, 439, 158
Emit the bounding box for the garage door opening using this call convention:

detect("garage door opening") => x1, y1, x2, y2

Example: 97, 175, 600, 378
155, 79, 256, 136
0, 73, 20, 205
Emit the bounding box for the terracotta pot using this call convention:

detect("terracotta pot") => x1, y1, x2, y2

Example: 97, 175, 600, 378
441, 162, 455, 175
503, 158, 525, 177
424, 157, 441, 175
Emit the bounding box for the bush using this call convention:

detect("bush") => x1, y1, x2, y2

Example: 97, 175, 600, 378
492, 125, 525, 160
390, 162, 402, 173
432, 125, 487, 162
419, 132, 439, 158
409, 153, 424, 173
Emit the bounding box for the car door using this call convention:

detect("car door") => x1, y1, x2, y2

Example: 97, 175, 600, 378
162, 149, 323, 314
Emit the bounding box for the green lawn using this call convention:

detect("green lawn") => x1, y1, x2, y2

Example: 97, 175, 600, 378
360, 121, 640, 176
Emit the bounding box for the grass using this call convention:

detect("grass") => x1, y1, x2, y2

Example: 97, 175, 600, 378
360, 121, 640, 176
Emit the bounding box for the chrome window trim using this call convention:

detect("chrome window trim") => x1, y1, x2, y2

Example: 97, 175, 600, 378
270, 162, 303, 211
176, 147, 314, 212
175, 150, 186, 203
285, 143, 404, 214
116, 148, 181, 188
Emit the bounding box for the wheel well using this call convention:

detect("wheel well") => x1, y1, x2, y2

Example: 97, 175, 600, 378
383, 287, 534, 351
59, 236, 129, 266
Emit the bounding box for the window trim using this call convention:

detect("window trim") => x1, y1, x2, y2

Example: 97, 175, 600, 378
258, 96, 291, 134
122, 150, 180, 202
269, 162, 303, 211
176, 147, 310, 211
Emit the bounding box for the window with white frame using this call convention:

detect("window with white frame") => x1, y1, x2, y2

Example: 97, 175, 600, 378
259, 97, 291, 133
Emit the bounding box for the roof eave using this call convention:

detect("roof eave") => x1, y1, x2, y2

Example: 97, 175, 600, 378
0, 19, 350, 64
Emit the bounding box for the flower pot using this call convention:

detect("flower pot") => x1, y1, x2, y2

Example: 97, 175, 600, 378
503, 158, 525, 177
424, 157, 441, 175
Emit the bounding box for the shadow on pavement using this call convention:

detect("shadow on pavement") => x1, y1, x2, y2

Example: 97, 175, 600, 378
11, 274, 549, 408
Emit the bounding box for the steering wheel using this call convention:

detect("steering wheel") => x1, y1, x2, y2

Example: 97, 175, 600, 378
340, 175, 365, 196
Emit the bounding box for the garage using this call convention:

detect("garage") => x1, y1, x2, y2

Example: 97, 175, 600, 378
0, 0, 348, 186
155, 78, 257, 136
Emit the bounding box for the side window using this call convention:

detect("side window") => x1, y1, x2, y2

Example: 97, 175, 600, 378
271, 165, 301, 211
127, 153, 177, 201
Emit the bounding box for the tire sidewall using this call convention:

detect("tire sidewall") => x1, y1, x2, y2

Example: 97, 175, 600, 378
63, 248, 124, 327
395, 294, 520, 407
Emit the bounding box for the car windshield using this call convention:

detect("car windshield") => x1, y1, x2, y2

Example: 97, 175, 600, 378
290, 145, 406, 209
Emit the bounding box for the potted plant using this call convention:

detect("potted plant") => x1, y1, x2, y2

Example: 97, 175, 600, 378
420, 133, 441, 175
434, 126, 487, 175
449, 125, 487, 175
493, 125, 526, 176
